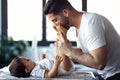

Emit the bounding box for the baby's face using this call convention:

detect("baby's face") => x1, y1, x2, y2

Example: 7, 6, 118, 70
20, 57, 35, 73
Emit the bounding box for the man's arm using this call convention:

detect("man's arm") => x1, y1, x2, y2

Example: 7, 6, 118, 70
54, 24, 107, 70
70, 46, 107, 70
57, 31, 107, 70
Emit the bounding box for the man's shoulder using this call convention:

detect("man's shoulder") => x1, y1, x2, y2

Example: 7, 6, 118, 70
83, 12, 103, 18
83, 12, 106, 24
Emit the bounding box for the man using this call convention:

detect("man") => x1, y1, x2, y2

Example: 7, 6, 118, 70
44, 0, 120, 79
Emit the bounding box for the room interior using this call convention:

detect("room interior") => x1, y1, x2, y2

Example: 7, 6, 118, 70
0, 0, 120, 79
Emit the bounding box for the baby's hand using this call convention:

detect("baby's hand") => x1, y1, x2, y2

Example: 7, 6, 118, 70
40, 53, 46, 60
54, 55, 63, 66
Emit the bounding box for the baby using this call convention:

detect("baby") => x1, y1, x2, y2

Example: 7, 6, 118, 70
9, 53, 74, 78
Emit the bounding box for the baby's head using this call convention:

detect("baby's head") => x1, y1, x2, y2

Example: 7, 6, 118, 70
9, 57, 35, 78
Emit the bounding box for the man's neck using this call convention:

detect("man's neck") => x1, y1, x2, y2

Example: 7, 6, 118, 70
72, 12, 83, 37
75, 12, 83, 30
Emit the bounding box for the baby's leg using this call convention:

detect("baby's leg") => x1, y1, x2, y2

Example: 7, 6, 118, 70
56, 47, 73, 71
59, 53, 72, 71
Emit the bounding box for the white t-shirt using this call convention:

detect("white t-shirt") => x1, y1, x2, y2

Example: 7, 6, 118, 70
76, 12, 120, 79
30, 59, 74, 78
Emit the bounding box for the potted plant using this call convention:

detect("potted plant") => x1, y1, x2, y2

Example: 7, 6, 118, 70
0, 36, 29, 68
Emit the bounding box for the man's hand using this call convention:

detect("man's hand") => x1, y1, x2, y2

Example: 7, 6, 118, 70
54, 24, 72, 57
55, 30, 73, 57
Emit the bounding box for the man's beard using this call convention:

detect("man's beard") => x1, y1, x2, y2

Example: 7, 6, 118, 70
61, 17, 70, 30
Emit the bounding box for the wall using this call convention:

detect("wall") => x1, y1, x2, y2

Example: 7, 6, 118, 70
22, 43, 56, 62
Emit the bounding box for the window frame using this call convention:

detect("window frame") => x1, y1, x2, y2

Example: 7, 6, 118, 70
1, 0, 87, 46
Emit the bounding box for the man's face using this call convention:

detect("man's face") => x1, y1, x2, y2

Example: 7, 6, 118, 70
47, 13, 70, 31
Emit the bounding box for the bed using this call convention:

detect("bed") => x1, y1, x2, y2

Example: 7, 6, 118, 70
0, 64, 98, 80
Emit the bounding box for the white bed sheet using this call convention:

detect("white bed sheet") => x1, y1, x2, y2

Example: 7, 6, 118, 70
0, 66, 96, 80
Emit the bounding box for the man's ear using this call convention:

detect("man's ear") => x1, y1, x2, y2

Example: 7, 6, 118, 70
62, 9, 69, 17
25, 67, 30, 73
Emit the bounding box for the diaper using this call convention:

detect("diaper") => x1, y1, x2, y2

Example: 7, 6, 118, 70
58, 61, 75, 76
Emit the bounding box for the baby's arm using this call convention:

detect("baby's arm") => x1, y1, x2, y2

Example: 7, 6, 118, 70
44, 55, 63, 78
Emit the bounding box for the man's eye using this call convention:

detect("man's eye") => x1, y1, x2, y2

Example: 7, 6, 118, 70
53, 19, 57, 22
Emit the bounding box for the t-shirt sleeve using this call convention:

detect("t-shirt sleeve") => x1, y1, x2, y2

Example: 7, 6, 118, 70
85, 19, 106, 51
30, 66, 46, 78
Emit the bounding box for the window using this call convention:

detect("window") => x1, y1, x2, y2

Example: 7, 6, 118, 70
4, 0, 83, 46
7, 0, 42, 41
87, 0, 120, 34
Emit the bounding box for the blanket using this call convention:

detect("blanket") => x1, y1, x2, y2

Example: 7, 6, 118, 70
0, 65, 97, 80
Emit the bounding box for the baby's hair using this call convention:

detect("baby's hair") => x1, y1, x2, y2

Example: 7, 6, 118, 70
9, 57, 30, 78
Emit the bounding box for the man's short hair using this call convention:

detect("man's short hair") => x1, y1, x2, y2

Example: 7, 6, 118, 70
44, 0, 73, 15
9, 57, 30, 78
